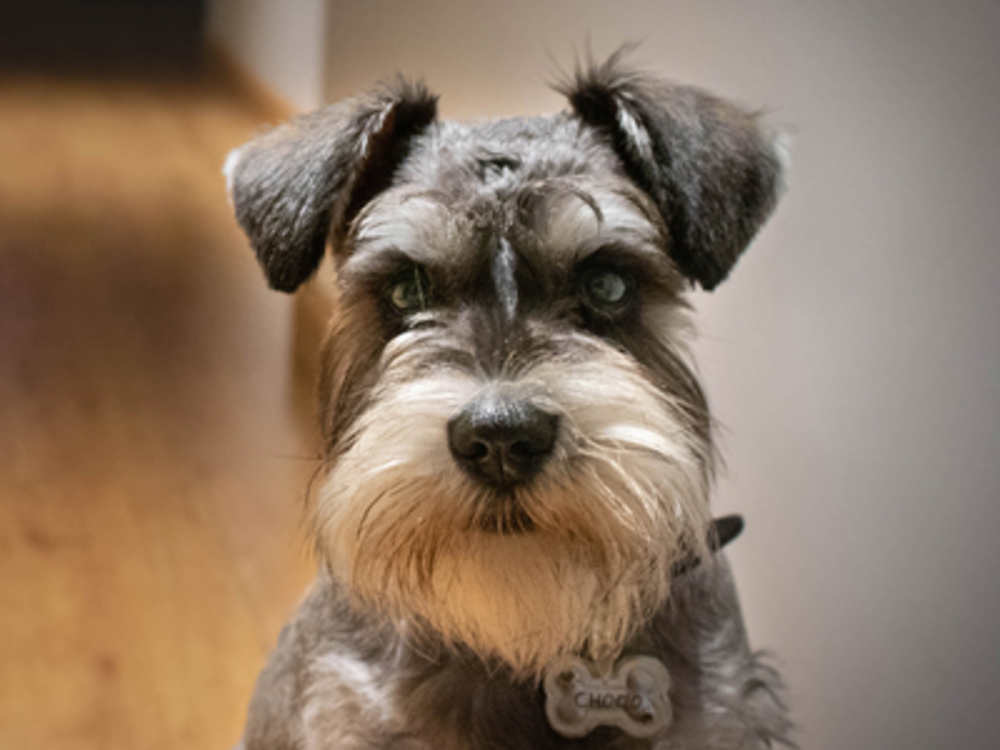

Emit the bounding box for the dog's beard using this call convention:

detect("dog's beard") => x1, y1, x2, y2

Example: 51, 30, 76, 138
315, 349, 712, 678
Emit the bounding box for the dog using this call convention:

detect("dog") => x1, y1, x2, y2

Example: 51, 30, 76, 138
225, 52, 792, 749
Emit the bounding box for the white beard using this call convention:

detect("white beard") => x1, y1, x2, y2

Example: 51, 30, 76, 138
315, 345, 712, 678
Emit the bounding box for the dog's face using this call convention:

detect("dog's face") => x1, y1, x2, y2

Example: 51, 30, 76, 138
227, 56, 784, 677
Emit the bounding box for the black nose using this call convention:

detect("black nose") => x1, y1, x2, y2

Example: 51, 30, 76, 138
447, 396, 559, 487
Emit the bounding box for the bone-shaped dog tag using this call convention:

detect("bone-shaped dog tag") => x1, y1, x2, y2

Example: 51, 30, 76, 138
543, 655, 672, 739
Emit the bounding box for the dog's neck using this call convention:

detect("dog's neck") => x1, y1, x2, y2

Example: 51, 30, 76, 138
307, 518, 785, 749
389, 556, 766, 748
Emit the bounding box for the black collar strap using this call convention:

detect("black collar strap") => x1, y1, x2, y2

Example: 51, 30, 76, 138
670, 514, 745, 577
544, 515, 746, 740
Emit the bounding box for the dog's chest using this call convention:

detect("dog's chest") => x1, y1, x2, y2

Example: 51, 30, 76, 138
401, 658, 657, 750
303, 648, 667, 750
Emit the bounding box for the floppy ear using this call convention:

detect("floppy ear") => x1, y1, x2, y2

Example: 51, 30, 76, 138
560, 53, 785, 290
224, 78, 438, 293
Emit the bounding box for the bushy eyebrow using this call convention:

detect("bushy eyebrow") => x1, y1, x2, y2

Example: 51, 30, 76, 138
349, 189, 451, 238
511, 179, 671, 273
340, 246, 415, 287
514, 179, 605, 226
341, 189, 457, 280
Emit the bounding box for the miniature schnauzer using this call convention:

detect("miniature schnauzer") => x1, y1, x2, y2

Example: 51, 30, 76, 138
225, 52, 792, 749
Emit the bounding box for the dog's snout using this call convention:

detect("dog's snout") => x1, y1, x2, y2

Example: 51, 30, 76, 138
448, 396, 558, 487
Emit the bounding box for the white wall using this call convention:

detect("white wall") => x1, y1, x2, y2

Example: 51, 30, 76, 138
316, 1, 1000, 747
207, 0, 326, 111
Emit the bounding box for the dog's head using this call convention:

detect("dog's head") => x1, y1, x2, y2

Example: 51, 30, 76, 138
227, 55, 784, 677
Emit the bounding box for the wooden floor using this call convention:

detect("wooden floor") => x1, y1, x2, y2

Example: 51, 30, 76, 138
0, 66, 319, 749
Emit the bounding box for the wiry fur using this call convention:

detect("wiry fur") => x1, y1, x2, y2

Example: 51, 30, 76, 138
227, 53, 792, 748
316, 178, 713, 678
318, 352, 711, 676
556, 49, 784, 290
237, 562, 792, 750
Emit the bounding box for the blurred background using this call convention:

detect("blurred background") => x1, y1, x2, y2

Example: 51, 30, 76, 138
1, 1, 998, 748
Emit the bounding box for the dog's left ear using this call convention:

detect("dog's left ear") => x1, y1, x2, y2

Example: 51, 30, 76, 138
225, 78, 438, 292
561, 54, 786, 290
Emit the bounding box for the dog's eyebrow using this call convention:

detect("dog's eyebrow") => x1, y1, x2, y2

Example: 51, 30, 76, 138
515, 181, 669, 272
350, 189, 450, 238
515, 180, 604, 226
340, 246, 415, 286
348, 190, 452, 249
343, 190, 455, 276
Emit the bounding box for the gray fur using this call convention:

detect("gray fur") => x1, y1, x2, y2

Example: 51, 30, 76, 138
227, 55, 781, 293
557, 50, 783, 290
227, 54, 791, 749
242, 559, 791, 750
228, 78, 437, 292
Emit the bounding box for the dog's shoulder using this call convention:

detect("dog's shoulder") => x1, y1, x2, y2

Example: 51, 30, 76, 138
241, 578, 401, 749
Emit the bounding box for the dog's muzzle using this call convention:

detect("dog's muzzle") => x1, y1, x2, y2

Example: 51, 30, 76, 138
447, 394, 559, 488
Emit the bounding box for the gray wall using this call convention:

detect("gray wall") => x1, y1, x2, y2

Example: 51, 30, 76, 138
208, 0, 326, 110
305, 2, 998, 747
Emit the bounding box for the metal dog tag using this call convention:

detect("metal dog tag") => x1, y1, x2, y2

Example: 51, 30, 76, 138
543, 654, 672, 739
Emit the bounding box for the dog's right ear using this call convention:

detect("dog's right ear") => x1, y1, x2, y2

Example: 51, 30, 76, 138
224, 79, 438, 293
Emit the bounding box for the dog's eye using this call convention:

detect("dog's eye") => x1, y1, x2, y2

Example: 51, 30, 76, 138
387, 268, 430, 314
582, 269, 632, 309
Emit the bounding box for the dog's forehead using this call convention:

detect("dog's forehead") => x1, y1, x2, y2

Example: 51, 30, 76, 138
399, 113, 623, 188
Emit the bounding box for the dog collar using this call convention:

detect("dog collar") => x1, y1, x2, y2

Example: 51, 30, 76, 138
543, 515, 745, 739
670, 513, 744, 576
